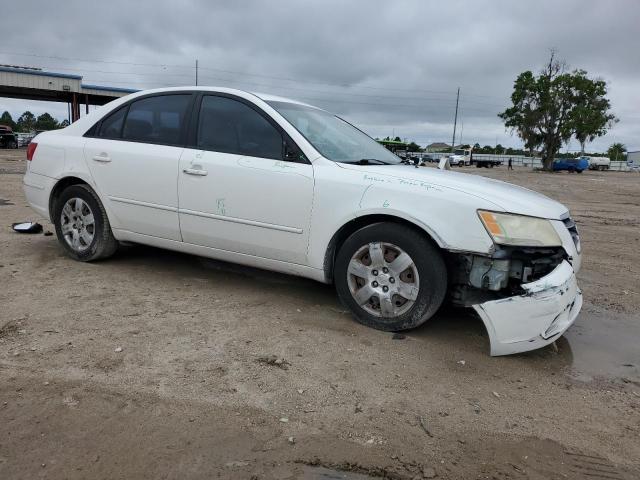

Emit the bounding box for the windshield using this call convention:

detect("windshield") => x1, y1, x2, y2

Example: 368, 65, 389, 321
267, 101, 401, 164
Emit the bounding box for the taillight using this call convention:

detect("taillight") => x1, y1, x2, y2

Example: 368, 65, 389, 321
26, 142, 37, 161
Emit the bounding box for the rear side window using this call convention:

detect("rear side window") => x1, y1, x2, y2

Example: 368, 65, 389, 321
197, 96, 283, 159
97, 107, 127, 139
122, 94, 191, 145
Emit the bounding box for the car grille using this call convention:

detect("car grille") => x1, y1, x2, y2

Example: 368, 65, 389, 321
562, 216, 580, 252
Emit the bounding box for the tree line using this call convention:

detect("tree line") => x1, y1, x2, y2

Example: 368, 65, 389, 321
0, 110, 69, 132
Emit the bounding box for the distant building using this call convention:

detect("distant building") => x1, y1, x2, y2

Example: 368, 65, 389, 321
425, 142, 452, 152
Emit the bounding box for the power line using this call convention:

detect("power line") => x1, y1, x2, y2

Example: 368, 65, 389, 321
0, 50, 506, 100
10, 59, 506, 107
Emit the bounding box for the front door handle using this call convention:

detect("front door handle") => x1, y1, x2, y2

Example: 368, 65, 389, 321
183, 168, 208, 176
92, 153, 111, 163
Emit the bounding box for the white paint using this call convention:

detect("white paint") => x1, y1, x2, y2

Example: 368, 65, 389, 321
24, 86, 585, 356
473, 261, 583, 356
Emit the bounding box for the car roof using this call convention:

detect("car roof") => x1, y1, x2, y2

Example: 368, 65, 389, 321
120, 86, 314, 107
62, 86, 324, 136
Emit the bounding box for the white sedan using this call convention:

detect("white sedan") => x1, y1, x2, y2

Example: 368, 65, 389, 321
23, 87, 582, 355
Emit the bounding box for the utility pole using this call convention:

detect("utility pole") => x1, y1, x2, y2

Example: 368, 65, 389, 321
451, 87, 460, 153
195, 59, 198, 86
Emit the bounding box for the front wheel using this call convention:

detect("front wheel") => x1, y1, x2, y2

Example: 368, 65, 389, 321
53, 184, 118, 262
334, 223, 447, 332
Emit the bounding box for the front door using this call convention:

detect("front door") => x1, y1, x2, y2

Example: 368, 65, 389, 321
178, 94, 314, 264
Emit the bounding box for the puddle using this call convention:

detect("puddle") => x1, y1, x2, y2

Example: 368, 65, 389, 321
300, 466, 381, 479
412, 304, 640, 383
562, 306, 640, 383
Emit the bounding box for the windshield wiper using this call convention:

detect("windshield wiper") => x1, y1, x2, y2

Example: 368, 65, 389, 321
346, 158, 393, 165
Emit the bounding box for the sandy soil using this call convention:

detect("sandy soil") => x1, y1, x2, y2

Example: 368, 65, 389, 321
1, 149, 639, 479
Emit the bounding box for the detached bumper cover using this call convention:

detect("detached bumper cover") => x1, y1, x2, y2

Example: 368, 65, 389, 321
472, 260, 582, 356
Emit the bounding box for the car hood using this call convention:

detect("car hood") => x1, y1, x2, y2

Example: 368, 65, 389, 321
339, 163, 569, 220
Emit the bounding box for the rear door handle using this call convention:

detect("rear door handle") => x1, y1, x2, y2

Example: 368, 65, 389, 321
92, 153, 111, 163
183, 168, 208, 176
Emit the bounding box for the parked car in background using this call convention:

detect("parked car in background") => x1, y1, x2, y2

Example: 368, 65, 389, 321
553, 157, 588, 173
584, 156, 611, 171
23, 86, 583, 356
0, 125, 18, 149
16, 132, 37, 148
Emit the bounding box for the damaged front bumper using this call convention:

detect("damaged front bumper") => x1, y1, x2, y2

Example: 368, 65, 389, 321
472, 260, 582, 356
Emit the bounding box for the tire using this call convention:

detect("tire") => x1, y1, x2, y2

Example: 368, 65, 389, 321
53, 184, 118, 262
576, 169, 583, 174
334, 223, 447, 332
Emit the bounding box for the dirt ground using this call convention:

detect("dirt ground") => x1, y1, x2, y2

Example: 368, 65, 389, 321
1, 148, 639, 479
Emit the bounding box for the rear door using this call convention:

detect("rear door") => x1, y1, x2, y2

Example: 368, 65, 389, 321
84, 93, 194, 240
178, 93, 314, 264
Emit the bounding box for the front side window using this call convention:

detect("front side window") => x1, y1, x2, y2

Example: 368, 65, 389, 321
122, 94, 191, 145
197, 96, 283, 160
267, 101, 401, 164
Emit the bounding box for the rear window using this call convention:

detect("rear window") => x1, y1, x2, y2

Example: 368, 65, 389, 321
122, 94, 191, 145
97, 107, 127, 139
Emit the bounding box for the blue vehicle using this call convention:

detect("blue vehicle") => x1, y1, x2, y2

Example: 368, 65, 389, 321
552, 157, 588, 173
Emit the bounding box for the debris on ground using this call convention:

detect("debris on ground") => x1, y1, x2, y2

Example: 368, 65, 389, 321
418, 415, 433, 437
256, 355, 290, 369
392, 333, 406, 340
279, 417, 289, 423
355, 403, 363, 413
288, 436, 295, 444
114, 346, 123, 353
457, 360, 466, 365
11, 222, 42, 234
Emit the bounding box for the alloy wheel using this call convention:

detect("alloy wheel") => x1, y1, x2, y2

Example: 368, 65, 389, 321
346, 242, 420, 318
60, 197, 95, 252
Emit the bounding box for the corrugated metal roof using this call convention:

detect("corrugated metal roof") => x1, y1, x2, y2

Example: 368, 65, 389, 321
0, 65, 82, 80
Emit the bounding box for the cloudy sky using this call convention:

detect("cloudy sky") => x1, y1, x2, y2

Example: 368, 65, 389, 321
1, 0, 638, 152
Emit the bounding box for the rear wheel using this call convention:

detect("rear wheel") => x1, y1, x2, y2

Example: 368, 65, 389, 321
334, 223, 447, 332
53, 184, 118, 262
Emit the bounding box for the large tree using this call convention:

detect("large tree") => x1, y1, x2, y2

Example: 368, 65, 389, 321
17, 111, 36, 132
572, 70, 617, 153
35, 112, 59, 131
499, 51, 617, 170
0, 111, 16, 130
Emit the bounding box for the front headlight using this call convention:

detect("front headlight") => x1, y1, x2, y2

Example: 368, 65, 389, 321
478, 211, 562, 247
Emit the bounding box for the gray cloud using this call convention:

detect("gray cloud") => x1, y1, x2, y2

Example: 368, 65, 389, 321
1, 0, 638, 151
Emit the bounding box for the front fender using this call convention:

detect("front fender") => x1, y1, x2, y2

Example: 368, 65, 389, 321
357, 181, 495, 253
